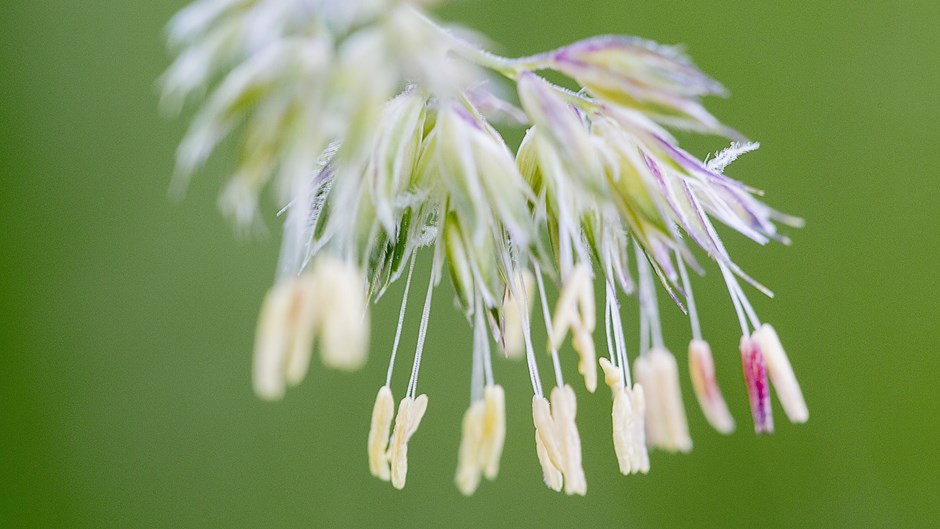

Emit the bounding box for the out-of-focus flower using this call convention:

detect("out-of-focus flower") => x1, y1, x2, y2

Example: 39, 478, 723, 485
164, 0, 807, 495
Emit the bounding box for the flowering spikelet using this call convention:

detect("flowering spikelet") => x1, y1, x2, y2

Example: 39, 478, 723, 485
164, 0, 808, 495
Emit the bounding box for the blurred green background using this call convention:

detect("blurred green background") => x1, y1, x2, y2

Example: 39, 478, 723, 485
3, 1, 939, 527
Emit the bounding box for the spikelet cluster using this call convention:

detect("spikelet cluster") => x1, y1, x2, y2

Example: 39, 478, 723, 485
164, 0, 808, 495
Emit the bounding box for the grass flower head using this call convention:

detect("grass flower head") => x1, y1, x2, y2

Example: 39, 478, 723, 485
163, 0, 808, 495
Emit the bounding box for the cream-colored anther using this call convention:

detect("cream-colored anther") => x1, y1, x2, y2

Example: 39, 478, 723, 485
550, 264, 597, 392
367, 385, 395, 481
550, 385, 587, 495
313, 257, 370, 371
688, 339, 735, 434
455, 400, 485, 495
532, 395, 563, 492
480, 385, 506, 479
454, 385, 506, 495
752, 324, 809, 423
388, 394, 429, 490
253, 273, 319, 400
285, 273, 319, 386
634, 348, 692, 453
535, 430, 563, 492
599, 358, 649, 475
571, 324, 597, 393
628, 384, 650, 473
502, 271, 534, 359
253, 281, 295, 401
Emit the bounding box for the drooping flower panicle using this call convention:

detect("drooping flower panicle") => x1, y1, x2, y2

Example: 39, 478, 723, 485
164, 0, 808, 495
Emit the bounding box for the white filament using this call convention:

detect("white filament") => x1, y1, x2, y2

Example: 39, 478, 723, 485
407, 256, 437, 398
515, 268, 544, 398
387, 256, 417, 387
676, 255, 702, 341
719, 262, 750, 337
534, 263, 565, 388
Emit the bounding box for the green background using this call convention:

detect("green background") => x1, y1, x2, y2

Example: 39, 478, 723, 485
3, 1, 939, 527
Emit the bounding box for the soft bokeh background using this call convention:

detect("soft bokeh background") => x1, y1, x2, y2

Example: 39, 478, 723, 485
3, 1, 939, 527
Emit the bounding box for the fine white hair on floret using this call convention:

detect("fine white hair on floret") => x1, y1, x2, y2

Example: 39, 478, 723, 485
706, 141, 760, 174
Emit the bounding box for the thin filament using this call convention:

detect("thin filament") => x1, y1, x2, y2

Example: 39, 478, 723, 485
720, 262, 750, 337
534, 263, 565, 388
515, 268, 544, 398
676, 254, 702, 341
386, 256, 417, 387
407, 259, 436, 398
